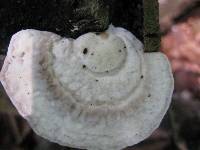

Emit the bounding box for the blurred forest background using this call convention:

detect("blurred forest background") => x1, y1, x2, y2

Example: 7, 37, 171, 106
0, 0, 200, 150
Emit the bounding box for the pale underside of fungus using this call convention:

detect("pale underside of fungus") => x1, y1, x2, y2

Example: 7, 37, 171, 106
0, 25, 174, 150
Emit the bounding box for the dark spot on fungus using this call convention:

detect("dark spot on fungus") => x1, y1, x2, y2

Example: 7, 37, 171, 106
12, 56, 15, 58
106, 71, 109, 73
91, 53, 94, 56
148, 94, 151, 97
118, 49, 122, 53
95, 79, 98, 82
70, 104, 75, 110
21, 52, 25, 57
39, 58, 45, 65
52, 53, 56, 59
83, 48, 88, 55
141, 75, 144, 79
27, 92, 30, 95
124, 46, 126, 49
82, 65, 86, 69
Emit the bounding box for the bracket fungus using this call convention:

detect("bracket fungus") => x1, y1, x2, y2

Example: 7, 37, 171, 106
0, 25, 174, 150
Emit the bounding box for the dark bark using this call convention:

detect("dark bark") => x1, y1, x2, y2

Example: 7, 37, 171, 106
0, 0, 145, 54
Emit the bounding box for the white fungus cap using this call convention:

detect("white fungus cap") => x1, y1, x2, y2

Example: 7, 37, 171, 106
0, 25, 174, 150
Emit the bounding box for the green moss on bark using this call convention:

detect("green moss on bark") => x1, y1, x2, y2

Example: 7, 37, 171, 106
71, 0, 110, 37
88, 0, 109, 30
144, 36, 161, 52
143, 0, 160, 52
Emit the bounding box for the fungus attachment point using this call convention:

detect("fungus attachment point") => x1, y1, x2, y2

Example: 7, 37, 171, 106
0, 25, 174, 150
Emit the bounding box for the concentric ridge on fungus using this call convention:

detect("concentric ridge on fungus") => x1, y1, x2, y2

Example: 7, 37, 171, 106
0, 25, 174, 150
